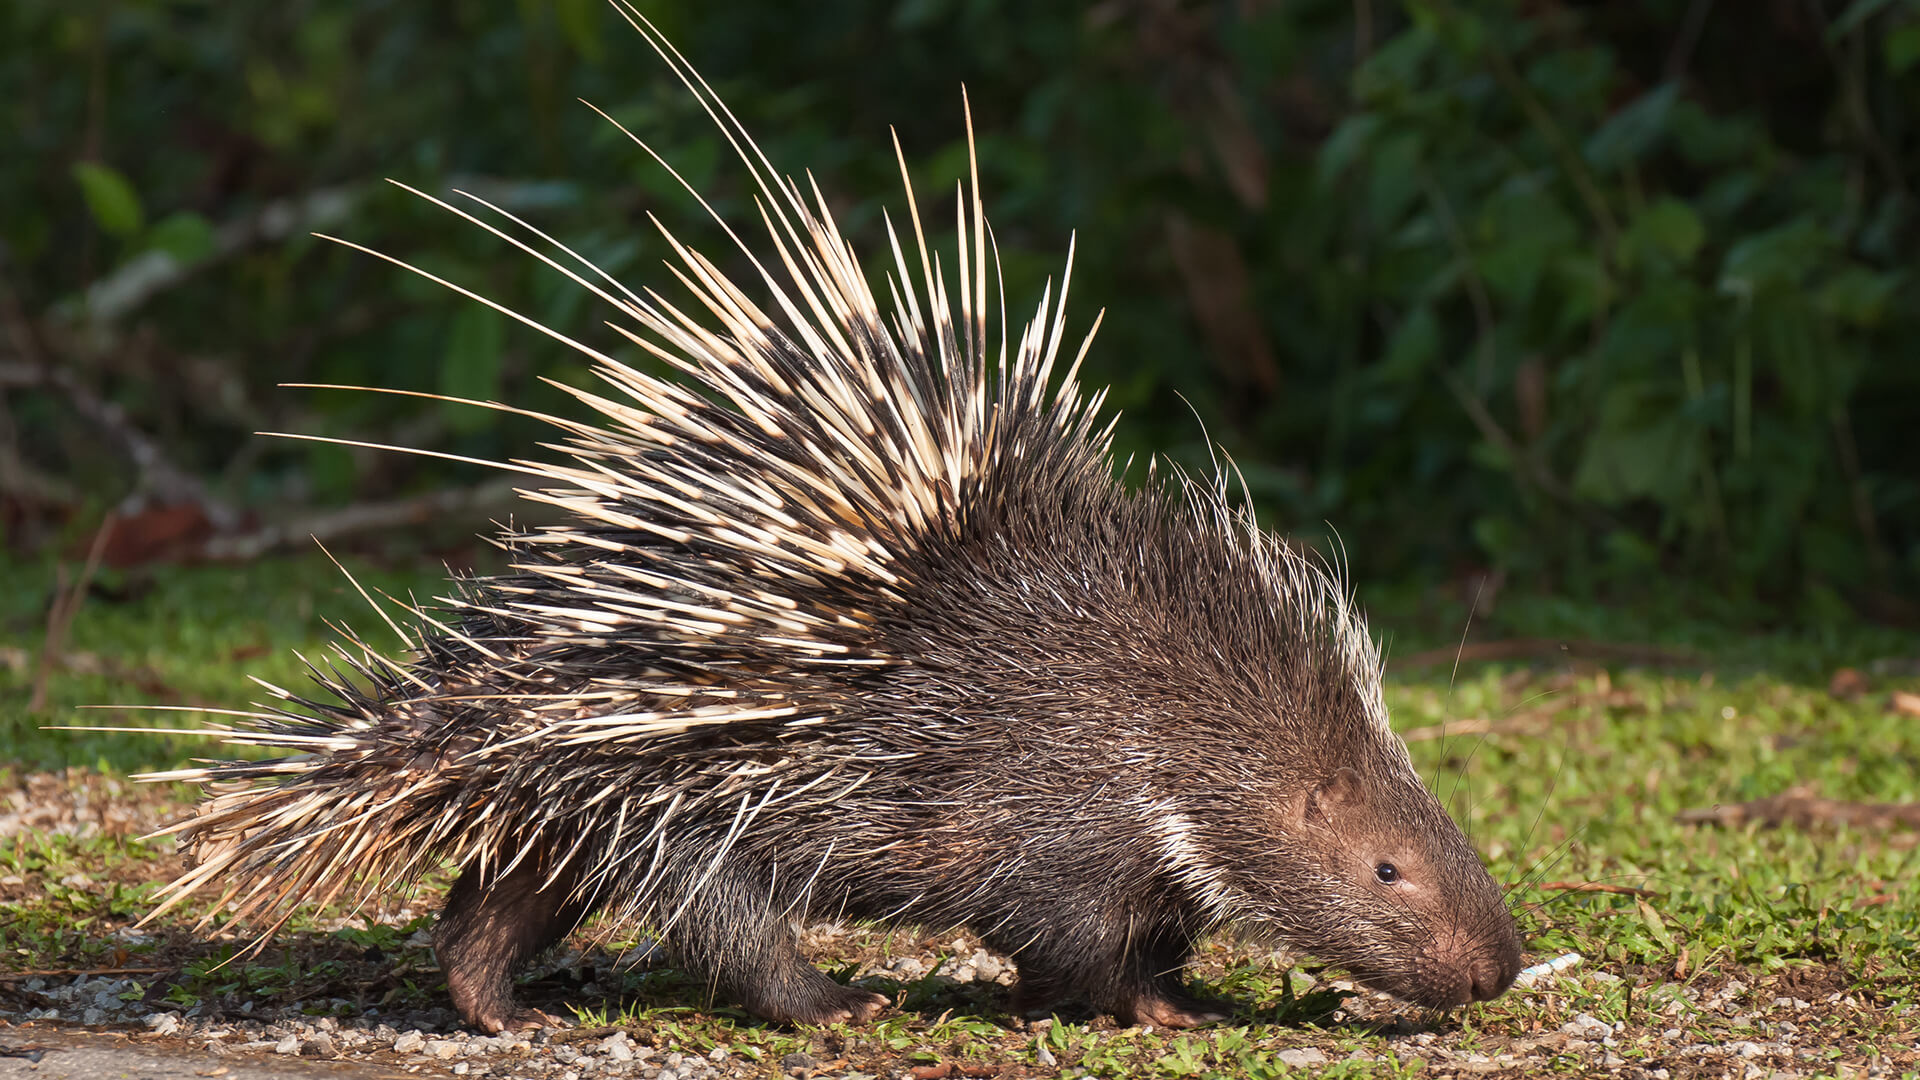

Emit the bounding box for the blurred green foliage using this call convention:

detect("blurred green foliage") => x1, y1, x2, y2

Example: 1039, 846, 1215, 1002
4, 0, 1917, 619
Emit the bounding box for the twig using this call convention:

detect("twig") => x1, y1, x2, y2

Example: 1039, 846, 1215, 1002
0, 967, 172, 982
1435, 366, 1587, 512
69, 187, 357, 328
0, 268, 236, 528
1433, 0, 1619, 260
1415, 179, 1604, 521
1805, 0, 1911, 199
1530, 882, 1659, 898
1422, 178, 1498, 396
53, 176, 584, 330
1678, 787, 1920, 831
193, 480, 522, 561
1664, 0, 1716, 82
28, 513, 116, 713
1400, 695, 1578, 743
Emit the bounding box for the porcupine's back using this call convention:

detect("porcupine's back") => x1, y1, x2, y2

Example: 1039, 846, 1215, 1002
140, 5, 1514, 1018
139, 18, 1121, 930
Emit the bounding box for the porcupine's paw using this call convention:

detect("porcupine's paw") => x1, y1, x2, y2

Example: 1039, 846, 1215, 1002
475, 1005, 573, 1035
742, 976, 889, 1026
1112, 988, 1231, 1029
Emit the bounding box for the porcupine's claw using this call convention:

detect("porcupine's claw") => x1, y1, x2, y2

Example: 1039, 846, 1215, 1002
483, 1006, 573, 1035
1113, 990, 1231, 1029
744, 983, 890, 1027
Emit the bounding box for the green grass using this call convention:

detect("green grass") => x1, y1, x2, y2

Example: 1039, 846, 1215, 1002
3, 551, 1918, 1074
1, 551, 447, 774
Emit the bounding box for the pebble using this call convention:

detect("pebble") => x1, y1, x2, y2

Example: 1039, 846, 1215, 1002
1561, 1013, 1613, 1040
145, 1012, 181, 1036
273, 1034, 300, 1055
1277, 1047, 1328, 1067
393, 1030, 427, 1053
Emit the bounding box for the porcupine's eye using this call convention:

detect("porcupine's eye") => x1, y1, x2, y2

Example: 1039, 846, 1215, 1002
1374, 862, 1400, 884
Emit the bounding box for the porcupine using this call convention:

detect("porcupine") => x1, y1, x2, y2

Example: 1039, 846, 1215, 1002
134, 4, 1524, 1033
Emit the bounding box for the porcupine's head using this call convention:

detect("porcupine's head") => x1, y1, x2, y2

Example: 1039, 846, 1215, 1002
1123, 498, 1524, 1010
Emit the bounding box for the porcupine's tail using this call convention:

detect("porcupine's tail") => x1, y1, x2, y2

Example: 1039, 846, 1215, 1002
118, 0, 1110, 939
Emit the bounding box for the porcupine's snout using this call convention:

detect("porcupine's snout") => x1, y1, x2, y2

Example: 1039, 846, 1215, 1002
1413, 920, 1524, 1007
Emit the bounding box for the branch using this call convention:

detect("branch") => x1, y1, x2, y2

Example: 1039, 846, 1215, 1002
193, 480, 522, 561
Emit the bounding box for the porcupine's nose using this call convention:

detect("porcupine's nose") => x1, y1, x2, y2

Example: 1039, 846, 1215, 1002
1421, 926, 1522, 1006
1465, 929, 1523, 1002
1467, 953, 1517, 1001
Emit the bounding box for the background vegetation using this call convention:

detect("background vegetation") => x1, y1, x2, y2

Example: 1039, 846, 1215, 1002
4, 5, 1919, 1070
4, 0, 1918, 631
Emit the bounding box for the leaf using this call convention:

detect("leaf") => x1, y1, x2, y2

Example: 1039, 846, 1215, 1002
1316, 113, 1381, 187
551, 0, 605, 63
1551, 252, 1611, 334
71, 162, 145, 237
439, 306, 507, 432
1637, 896, 1679, 953
1572, 384, 1698, 505
1718, 219, 1836, 296
1585, 82, 1680, 172
1623, 198, 1705, 269
1816, 267, 1903, 327
1379, 305, 1439, 383
1366, 132, 1424, 228
1885, 22, 1920, 74
1476, 188, 1579, 309
144, 211, 215, 263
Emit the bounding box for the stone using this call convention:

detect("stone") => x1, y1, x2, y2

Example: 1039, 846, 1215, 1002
1561, 1013, 1613, 1040
145, 1012, 181, 1036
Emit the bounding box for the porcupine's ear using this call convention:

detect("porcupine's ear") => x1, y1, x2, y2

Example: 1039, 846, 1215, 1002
1299, 767, 1367, 828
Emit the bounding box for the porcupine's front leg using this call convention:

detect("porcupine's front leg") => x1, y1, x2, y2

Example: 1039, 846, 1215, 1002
1101, 925, 1230, 1028
667, 873, 889, 1025
434, 854, 595, 1033
993, 911, 1227, 1028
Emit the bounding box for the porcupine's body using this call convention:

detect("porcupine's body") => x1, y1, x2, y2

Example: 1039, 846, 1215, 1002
141, 6, 1523, 1032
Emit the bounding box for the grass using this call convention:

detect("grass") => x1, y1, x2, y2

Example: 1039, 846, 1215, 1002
3, 550, 1919, 1076
2, 551, 436, 773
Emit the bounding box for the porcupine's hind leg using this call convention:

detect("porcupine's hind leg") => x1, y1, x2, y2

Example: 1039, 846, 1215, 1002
434, 854, 596, 1033
666, 870, 889, 1025
992, 912, 1228, 1028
